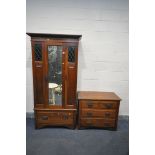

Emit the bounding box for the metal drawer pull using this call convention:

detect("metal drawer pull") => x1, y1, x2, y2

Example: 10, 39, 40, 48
86, 112, 92, 117
62, 114, 69, 120
105, 103, 113, 109
41, 116, 48, 120
87, 102, 93, 108
105, 112, 111, 117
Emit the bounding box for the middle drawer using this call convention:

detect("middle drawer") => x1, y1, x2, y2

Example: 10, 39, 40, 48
81, 109, 116, 119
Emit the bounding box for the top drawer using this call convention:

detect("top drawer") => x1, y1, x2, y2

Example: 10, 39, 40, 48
80, 100, 118, 109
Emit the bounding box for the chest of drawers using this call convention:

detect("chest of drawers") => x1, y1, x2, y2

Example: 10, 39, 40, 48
78, 91, 121, 130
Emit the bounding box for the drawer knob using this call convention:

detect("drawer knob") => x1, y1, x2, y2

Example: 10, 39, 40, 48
87, 102, 93, 108
41, 116, 48, 120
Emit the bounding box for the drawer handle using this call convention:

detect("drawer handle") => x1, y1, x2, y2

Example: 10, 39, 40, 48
41, 116, 48, 120
86, 112, 92, 117
105, 103, 113, 109
105, 112, 111, 117
62, 114, 69, 120
87, 102, 93, 108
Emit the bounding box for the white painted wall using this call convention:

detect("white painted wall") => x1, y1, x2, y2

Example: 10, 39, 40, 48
26, 0, 129, 115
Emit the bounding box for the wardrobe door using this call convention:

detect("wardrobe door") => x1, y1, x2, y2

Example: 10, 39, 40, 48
66, 46, 78, 108
44, 44, 66, 107
32, 41, 45, 107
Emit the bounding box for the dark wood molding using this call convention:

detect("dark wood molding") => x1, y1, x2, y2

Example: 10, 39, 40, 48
26, 32, 82, 40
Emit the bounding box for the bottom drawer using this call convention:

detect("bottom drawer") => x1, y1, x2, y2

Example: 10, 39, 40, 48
80, 118, 116, 128
36, 111, 74, 125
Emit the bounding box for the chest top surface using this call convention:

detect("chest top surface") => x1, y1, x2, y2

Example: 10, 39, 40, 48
78, 91, 121, 101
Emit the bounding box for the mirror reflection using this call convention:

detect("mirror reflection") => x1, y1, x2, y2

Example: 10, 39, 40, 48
48, 46, 62, 105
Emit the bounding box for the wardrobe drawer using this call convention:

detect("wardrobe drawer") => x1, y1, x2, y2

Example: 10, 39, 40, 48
80, 100, 118, 109
36, 111, 73, 124
80, 118, 115, 128
81, 109, 116, 119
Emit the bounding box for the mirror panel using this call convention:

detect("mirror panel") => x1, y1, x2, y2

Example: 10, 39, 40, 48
48, 46, 63, 105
